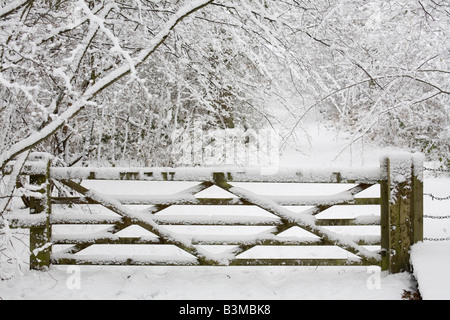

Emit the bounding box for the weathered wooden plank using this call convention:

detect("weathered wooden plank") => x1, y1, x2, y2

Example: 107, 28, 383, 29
50, 214, 123, 225
353, 198, 381, 205
192, 238, 323, 246
315, 217, 380, 226
152, 218, 283, 226
230, 258, 376, 267
52, 235, 161, 245
190, 239, 379, 246
5, 162, 383, 183
6, 213, 47, 228
51, 195, 380, 207
51, 197, 98, 205
380, 154, 424, 273
52, 237, 322, 246
29, 159, 52, 271
380, 178, 390, 271
46, 166, 383, 183
50, 255, 376, 267
389, 178, 412, 273
51, 254, 199, 266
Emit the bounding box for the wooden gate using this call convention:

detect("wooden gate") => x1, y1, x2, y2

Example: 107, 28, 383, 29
3, 152, 424, 274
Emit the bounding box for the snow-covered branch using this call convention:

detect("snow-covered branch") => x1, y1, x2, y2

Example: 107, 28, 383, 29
0, 0, 31, 18
0, 0, 214, 171
0, 0, 449, 168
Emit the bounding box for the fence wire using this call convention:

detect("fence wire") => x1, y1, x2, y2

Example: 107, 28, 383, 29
424, 167, 450, 173
422, 169, 450, 240
423, 212, 450, 242
423, 237, 450, 242
424, 215, 450, 219
424, 193, 450, 201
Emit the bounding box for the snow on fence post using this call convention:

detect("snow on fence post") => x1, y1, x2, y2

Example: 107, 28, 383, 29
380, 153, 424, 274
29, 154, 52, 271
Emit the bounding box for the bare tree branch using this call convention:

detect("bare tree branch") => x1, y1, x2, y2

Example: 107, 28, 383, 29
0, 0, 32, 19
0, 0, 214, 171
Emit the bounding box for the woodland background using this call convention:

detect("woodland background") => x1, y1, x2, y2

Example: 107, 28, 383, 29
0, 0, 448, 172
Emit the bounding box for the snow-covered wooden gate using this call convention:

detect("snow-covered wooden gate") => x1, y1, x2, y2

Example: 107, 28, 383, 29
4, 152, 424, 274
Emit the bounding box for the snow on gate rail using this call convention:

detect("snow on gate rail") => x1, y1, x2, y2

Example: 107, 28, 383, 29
2, 152, 425, 274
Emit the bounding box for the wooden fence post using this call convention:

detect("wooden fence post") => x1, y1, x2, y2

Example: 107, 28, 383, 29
29, 155, 52, 271
380, 157, 390, 272
411, 154, 424, 245
380, 153, 424, 273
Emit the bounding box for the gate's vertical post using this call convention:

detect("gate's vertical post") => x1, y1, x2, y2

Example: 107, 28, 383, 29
380, 153, 423, 273
380, 156, 390, 272
29, 154, 52, 271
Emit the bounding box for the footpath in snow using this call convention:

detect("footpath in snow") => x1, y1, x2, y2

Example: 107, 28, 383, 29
0, 265, 414, 300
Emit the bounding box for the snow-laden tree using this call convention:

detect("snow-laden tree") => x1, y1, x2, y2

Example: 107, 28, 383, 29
81, 1, 288, 166
0, 0, 219, 171
276, 0, 450, 165
0, 0, 449, 199
0, 0, 289, 170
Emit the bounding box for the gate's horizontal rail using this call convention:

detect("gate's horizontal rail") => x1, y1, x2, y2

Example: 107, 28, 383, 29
50, 254, 375, 267
152, 217, 283, 226
3, 164, 384, 183
189, 239, 380, 246
52, 236, 322, 246
51, 253, 200, 266
230, 258, 374, 267
315, 217, 380, 226
4, 213, 121, 228
5, 211, 381, 228
50, 214, 123, 225
52, 233, 380, 246
50, 196, 379, 206
52, 234, 161, 245
151, 216, 380, 227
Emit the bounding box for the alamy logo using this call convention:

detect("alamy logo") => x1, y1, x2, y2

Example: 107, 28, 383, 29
173, 126, 280, 173
366, 266, 381, 290
66, 266, 81, 290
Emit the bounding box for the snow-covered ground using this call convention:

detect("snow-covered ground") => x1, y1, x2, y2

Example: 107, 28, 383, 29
1, 124, 449, 300
0, 265, 414, 300
410, 242, 450, 300
410, 177, 450, 300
